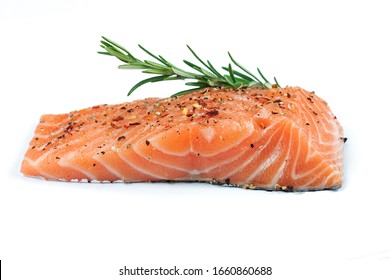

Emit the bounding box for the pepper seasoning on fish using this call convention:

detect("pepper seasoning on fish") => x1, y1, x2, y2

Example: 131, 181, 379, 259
21, 87, 344, 191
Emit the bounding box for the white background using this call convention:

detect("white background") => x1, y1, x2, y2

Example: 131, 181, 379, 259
1, 0, 390, 279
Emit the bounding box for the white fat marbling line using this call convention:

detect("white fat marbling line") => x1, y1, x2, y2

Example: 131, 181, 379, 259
57, 154, 98, 181
269, 123, 293, 185
303, 163, 334, 187
246, 120, 290, 182
23, 157, 58, 180
147, 121, 255, 157
247, 146, 282, 182
91, 155, 122, 179
33, 117, 70, 139
117, 152, 170, 180
219, 120, 283, 179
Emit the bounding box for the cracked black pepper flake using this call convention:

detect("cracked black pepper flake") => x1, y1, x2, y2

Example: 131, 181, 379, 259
250, 143, 254, 148
145, 140, 150, 146
66, 124, 73, 134
118, 136, 126, 141
207, 110, 219, 116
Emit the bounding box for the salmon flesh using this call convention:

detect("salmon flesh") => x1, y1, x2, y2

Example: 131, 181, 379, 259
21, 87, 345, 191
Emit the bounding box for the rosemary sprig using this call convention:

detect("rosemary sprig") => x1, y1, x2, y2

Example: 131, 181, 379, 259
98, 36, 280, 97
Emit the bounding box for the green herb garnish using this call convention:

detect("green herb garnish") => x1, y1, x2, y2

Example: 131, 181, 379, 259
98, 36, 280, 97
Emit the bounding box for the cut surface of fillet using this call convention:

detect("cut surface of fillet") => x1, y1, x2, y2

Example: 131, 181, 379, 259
21, 87, 345, 191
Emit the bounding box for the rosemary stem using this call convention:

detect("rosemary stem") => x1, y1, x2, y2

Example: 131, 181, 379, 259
99, 36, 280, 96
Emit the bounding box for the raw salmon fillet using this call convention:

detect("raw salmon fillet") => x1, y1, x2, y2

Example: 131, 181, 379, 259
21, 87, 344, 190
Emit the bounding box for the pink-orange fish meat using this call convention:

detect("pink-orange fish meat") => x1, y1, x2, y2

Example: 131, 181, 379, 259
21, 87, 344, 191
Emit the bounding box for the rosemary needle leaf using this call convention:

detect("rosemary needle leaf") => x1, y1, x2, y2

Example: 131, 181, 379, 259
158, 55, 174, 67
101, 36, 133, 58
207, 60, 224, 78
138, 44, 169, 66
186, 45, 208, 69
228, 52, 261, 83
102, 46, 130, 63
223, 74, 236, 87
172, 87, 205, 97
119, 63, 147, 69
100, 42, 134, 62
163, 76, 185, 81
183, 60, 203, 72
228, 63, 236, 83
221, 66, 255, 82
183, 60, 215, 78
128, 75, 166, 96
274, 77, 281, 88
143, 61, 172, 74
100, 40, 114, 49
185, 81, 210, 87
171, 68, 196, 79
257, 67, 270, 84
142, 69, 171, 75
186, 45, 222, 78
